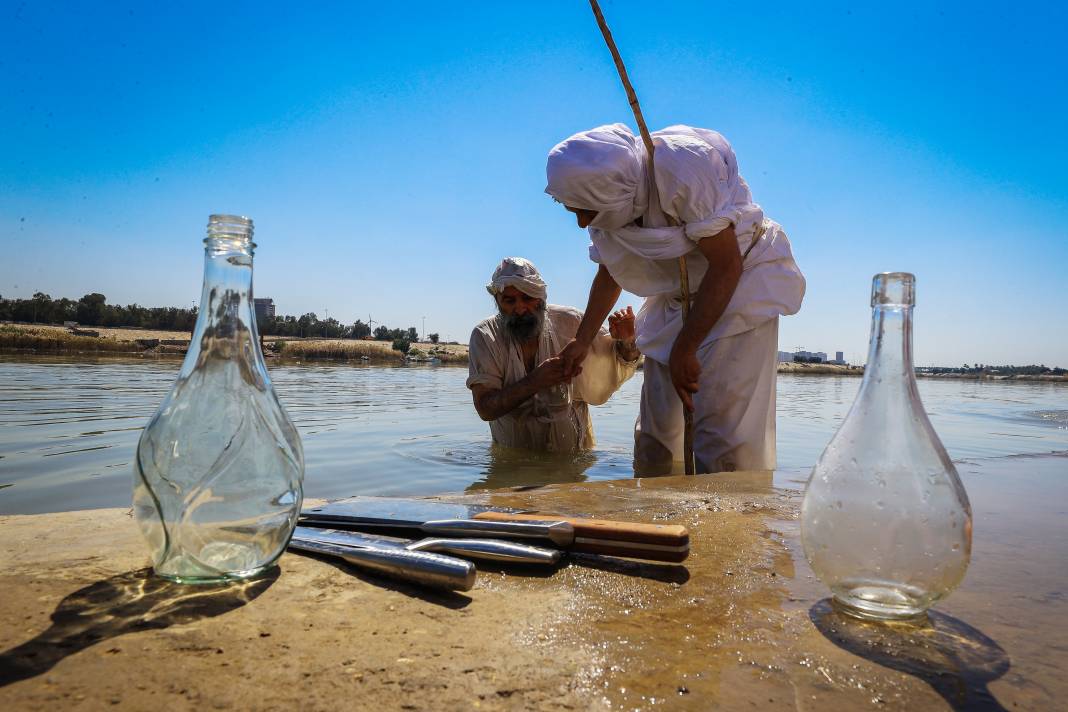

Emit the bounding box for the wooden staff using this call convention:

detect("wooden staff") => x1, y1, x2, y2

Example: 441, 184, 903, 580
588, 0, 696, 476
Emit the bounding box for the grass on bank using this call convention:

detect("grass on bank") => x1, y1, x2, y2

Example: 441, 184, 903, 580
273, 339, 468, 364
0, 325, 140, 353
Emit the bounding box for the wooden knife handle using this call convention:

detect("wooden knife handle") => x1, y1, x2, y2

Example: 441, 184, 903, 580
472, 511, 689, 562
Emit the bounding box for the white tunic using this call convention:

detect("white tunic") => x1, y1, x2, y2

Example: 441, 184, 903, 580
466, 305, 637, 452
586, 125, 806, 363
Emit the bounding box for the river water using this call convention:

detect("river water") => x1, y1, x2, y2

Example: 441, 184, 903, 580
1, 355, 1066, 515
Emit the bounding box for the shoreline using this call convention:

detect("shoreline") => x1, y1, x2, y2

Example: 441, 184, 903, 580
2, 324, 1065, 381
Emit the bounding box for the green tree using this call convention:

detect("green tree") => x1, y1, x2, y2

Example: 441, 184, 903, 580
428, 333, 439, 344
296, 312, 317, 338
392, 338, 411, 354
76, 293, 107, 326
350, 319, 371, 339
31, 292, 52, 323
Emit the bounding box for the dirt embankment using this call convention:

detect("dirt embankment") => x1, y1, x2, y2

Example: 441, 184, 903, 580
776, 362, 863, 376
0, 324, 469, 364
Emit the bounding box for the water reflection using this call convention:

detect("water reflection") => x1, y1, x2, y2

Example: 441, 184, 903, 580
809, 599, 1010, 711
467, 445, 596, 491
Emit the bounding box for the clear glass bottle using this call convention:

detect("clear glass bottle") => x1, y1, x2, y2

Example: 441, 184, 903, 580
800, 272, 971, 620
134, 215, 304, 583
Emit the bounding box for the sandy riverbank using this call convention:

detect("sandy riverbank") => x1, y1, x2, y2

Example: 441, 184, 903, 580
2, 458, 1065, 710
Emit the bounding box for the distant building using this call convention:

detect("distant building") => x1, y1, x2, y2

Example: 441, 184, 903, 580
782, 348, 848, 365
254, 298, 275, 321
794, 350, 828, 363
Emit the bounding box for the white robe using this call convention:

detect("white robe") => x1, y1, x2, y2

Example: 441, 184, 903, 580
584, 127, 804, 472
466, 305, 637, 452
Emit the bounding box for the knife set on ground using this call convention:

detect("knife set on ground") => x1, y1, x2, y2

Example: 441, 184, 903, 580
289, 496, 690, 591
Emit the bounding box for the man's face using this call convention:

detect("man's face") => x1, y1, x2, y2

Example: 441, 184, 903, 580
565, 205, 599, 228
497, 286, 545, 341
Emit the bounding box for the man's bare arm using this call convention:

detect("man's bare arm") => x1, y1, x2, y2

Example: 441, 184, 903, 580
668, 225, 744, 410
560, 265, 622, 376
470, 356, 570, 421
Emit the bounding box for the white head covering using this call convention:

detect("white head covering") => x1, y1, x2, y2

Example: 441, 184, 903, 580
544, 123, 648, 230
486, 257, 547, 300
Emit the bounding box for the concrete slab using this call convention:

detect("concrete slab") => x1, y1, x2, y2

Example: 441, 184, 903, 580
1, 466, 1064, 710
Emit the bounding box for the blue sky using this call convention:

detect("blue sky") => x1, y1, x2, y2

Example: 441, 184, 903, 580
2, 1, 1066, 366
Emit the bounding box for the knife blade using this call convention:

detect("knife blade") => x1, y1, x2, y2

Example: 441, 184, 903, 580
296, 527, 562, 566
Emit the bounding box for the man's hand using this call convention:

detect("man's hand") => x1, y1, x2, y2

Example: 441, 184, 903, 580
608, 306, 635, 341
558, 338, 590, 378
668, 342, 700, 412
471, 356, 575, 422
530, 355, 575, 389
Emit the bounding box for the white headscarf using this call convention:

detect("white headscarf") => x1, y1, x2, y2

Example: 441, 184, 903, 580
544, 123, 648, 230
486, 257, 547, 300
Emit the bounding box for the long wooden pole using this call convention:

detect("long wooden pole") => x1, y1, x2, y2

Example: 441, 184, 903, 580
588, 0, 695, 476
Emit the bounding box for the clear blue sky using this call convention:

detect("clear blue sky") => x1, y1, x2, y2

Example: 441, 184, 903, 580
2, 1, 1066, 366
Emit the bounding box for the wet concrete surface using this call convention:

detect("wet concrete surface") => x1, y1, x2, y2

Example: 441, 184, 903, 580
1, 460, 1064, 710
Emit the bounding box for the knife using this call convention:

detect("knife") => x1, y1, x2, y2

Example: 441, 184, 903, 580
299, 504, 575, 548
295, 526, 562, 566
288, 530, 476, 591
301, 496, 689, 563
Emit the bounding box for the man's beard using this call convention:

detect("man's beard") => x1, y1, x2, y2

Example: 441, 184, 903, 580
503, 302, 546, 341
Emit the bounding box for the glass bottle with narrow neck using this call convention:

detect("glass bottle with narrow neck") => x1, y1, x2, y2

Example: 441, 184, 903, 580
800, 272, 971, 620
134, 215, 304, 583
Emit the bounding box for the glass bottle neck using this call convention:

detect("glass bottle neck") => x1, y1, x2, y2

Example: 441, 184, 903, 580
861, 304, 916, 391
183, 237, 261, 376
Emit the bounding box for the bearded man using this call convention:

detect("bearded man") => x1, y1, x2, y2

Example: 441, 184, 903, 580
467, 257, 640, 452
545, 124, 806, 474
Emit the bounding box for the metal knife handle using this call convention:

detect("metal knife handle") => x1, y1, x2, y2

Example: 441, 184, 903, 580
407, 538, 563, 565
420, 519, 575, 547
288, 537, 476, 591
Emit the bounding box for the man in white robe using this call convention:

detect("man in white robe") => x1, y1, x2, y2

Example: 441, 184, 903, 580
544, 124, 806, 473
467, 257, 640, 452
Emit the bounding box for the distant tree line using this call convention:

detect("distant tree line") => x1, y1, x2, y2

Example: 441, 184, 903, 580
0, 292, 197, 331
0, 293, 436, 344
257, 316, 425, 342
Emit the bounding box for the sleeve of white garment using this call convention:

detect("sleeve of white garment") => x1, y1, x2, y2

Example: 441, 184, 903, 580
465, 327, 504, 390
571, 327, 638, 406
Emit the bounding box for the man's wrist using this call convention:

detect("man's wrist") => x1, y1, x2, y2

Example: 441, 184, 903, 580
672, 331, 700, 357
615, 338, 640, 362
573, 329, 596, 349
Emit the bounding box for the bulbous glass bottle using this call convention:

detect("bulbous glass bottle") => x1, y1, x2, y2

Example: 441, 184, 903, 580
134, 215, 304, 583
800, 272, 971, 620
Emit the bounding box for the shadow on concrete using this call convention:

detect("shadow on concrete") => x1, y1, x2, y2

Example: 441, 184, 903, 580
0, 567, 277, 688
809, 599, 1010, 711
569, 552, 690, 584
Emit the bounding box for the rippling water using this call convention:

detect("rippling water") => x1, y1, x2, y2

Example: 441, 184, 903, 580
1, 355, 1066, 515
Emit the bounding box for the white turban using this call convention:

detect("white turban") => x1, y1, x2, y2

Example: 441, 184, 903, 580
486, 257, 547, 300
544, 123, 648, 230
